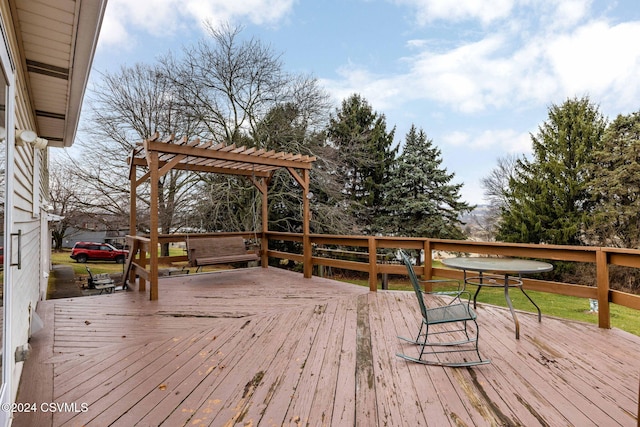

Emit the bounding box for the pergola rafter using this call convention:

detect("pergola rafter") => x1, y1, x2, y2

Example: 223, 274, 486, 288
127, 133, 316, 300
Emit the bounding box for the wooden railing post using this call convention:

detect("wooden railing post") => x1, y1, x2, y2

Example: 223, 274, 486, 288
138, 247, 147, 292
368, 237, 377, 292
261, 231, 269, 268
303, 234, 312, 278
423, 240, 433, 292
596, 249, 611, 329
125, 236, 137, 287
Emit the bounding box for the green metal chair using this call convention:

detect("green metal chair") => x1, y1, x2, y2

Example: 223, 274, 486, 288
396, 251, 490, 367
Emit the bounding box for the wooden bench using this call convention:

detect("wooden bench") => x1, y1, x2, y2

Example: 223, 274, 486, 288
187, 236, 259, 271
86, 267, 116, 294
94, 283, 116, 294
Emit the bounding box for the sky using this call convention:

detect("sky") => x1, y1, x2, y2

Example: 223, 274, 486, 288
87, 0, 640, 206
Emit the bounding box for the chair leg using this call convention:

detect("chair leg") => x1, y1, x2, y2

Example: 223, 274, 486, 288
397, 319, 490, 367
473, 319, 485, 362
398, 321, 426, 345
398, 320, 477, 347
462, 320, 470, 342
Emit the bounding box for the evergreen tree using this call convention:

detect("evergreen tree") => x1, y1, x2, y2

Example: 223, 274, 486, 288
326, 94, 396, 233
497, 96, 607, 245
586, 111, 640, 248
381, 125, 472, 238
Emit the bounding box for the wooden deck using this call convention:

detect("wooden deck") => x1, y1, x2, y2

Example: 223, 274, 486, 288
14, 267, 640, 426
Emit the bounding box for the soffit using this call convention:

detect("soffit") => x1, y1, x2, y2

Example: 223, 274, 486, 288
13, 0, 107, 147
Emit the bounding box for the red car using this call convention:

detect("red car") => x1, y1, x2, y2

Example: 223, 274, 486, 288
70, 242, 128, 263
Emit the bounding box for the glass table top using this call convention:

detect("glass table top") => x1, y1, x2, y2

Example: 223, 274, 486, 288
441, 257, 553, 274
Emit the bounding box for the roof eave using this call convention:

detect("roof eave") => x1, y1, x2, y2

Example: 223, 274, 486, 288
58, 0, 107, 148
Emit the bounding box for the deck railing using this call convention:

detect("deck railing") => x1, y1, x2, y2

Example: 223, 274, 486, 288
125, 231, 640, 329
264, 232, 640, 330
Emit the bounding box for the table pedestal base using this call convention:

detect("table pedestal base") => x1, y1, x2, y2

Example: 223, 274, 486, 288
465, 273, 541, 339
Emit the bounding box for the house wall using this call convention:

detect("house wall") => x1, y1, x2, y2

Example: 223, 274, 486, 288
62, 228, 129, 248
62, 229, 108, 248
0, 1, 48, 403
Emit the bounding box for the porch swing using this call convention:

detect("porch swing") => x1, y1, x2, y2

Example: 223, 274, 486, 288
125, 133, 316, 300
185, 179, 261, 272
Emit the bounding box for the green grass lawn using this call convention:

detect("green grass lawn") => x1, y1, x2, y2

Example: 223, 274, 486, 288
51, 250, 129, 275
51, 247, 226, 278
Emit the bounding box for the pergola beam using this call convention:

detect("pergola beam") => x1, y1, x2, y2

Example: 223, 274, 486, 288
130, 156, 273, 177
145, 140, 315, 170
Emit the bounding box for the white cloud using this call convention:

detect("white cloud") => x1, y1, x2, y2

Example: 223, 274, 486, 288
99, 0, 640, 128
98, 7, 129, 47
548, 0, 591, 28
442, 129, 531, 153
478, 129, 532, 153
441, 131, 470, 147
184, 0, 295, 27
546, 21, 640, 109
394, 0, 515, 25
323, 1, 640, 119
99, 0, 295, 48
407, 35, 513, 113
320, 65, 404, 111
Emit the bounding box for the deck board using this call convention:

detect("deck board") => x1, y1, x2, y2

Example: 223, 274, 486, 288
13, 267, 640, 427
382, 292, 456, 426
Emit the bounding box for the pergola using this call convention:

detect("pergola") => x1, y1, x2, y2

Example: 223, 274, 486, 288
127, 133, 317, 300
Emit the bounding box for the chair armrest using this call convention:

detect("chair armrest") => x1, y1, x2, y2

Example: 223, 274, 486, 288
417, 278, 465, 292
427, 290, 472, 305
417, 278, 470, 305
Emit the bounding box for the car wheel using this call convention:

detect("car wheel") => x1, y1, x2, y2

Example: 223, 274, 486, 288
115, 255, 125, 264
76, 254, 88, 263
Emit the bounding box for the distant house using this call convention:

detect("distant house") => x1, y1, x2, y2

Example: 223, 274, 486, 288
0, 1, 106, 425
62, 227, 128, 249
58, 212, 130, 248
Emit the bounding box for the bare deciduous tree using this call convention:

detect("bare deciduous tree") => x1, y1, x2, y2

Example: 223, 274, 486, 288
69, 23, 344, 248
164, 22, 288, 146
48, 157, 88, 249
76, 62, 203, 254
161, 23, 340, 234
479, 154, 520, 240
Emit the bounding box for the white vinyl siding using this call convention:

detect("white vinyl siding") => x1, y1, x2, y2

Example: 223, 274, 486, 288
1, 0, 48, 405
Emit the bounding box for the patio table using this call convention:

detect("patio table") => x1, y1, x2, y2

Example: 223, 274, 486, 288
441, 257, 553, 339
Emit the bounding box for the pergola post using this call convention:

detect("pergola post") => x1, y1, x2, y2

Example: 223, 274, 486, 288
130, 164, 137, 236
302, 169, 312, 278
261, 178, 269, 268
148, 149, 160, 301
128, 163, 137, 286
250, 174, 270, 269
